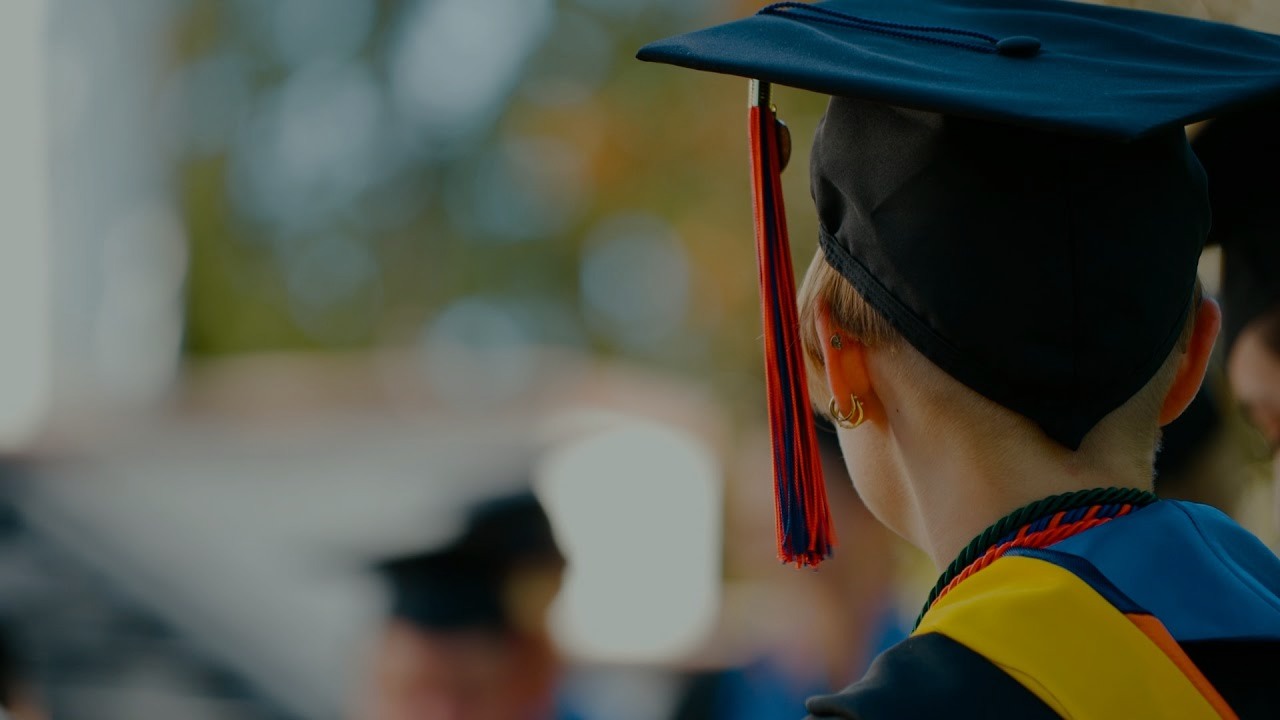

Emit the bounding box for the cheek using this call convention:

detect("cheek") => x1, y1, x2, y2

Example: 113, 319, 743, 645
840, 431, 908, 538
1252, 410, 1280, 448
1230, 344, 1280, 446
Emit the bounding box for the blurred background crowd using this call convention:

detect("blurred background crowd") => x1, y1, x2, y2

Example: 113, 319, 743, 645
0, 0, 1277, 718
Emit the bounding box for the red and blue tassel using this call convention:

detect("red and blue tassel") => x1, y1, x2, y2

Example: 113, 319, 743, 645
748, 80, 835, 567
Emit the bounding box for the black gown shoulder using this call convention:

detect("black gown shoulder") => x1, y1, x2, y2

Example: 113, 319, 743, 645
802, 633, 1059, 720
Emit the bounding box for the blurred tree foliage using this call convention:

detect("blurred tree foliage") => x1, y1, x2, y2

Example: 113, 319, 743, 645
170, 0, 831, 420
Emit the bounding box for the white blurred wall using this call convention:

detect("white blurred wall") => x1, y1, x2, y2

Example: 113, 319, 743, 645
0, 0, 53, 450
44, 0, 187, 432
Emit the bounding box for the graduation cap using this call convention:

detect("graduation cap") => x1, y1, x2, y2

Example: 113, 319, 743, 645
637, 0, 1280, 566
1191, 91, 1280, 355
377, 491, 565, 633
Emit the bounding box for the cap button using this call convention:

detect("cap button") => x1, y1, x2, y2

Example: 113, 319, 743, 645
996, 36, 1041, 58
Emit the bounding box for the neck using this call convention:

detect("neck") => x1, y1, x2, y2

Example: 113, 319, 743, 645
888, 410, 1154, 571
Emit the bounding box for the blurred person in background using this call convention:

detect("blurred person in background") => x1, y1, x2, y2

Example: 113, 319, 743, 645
1151, 384, 1245, 511
0, 619, 43, 720
1194, 93, 1280, 485
671, 414, 905, 720
355, 491, 571, 720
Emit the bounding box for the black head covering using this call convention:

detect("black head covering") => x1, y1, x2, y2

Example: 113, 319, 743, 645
811, 98, 1206, 448
1192, 92, 1280, 355
377, 491, 565, 632
638, 0, 1280, 449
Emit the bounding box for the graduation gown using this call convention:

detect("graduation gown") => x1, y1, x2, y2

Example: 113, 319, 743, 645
805, 499, 1280, 719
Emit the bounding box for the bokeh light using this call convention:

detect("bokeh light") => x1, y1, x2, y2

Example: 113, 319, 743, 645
388, 0, 554, 147
580, 213, 691, 356
538, 417, 722, 663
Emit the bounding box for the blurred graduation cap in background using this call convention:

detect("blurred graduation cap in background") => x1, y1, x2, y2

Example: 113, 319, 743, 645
1192, 91, 1280, 355
376, 490, 565, 635
637, 0, 1280, 565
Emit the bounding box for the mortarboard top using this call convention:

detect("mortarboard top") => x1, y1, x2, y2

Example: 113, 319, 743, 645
1191, 91, 1280, 354
638, 0, 1280, 139
636, 0, 1280, 566
376, 491, 564, 633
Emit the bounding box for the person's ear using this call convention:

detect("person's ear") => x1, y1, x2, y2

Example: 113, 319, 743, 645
1159, 297, 1222, 426
814, 300, 880, 421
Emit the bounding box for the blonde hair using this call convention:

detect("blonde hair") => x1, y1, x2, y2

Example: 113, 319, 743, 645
797, 250, 1197, 468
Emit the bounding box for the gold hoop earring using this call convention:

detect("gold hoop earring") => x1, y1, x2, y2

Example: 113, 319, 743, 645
828, 393, 865, 429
